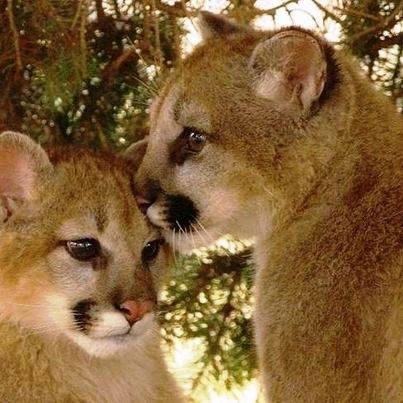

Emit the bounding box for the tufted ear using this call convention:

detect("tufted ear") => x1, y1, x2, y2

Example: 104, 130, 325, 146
250, 29, 327, 117
198, 11, 244, 40
124, 138, 148, 172
0, 131, 52, 223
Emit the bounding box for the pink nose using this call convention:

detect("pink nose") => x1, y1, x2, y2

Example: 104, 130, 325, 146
119, 300, 154, 326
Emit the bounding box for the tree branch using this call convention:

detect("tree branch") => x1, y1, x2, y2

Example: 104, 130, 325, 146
110, 0, 121, 19
346, 2, 403, 44
79, 3, 87, 76
95, 0, 106, 20
334, 6, 380, 22
71, 0, 84, 29
6, 0, 23, 72
310, 0, 343, 24
371, 32, 403, 52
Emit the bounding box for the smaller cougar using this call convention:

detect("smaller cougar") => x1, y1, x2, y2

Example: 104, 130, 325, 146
0, 132, 184, 402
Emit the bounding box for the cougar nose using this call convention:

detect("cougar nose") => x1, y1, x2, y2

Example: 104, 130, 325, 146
136, 195, 154, 215
119, 300, 154, 326
134, 181, 161, 215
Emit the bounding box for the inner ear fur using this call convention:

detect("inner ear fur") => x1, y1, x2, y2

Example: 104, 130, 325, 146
0, 131, 52, 222
250, 29, 328, 117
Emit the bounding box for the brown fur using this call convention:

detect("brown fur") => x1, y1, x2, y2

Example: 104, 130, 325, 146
134, 12, 403, 402
0, 132, 184, 402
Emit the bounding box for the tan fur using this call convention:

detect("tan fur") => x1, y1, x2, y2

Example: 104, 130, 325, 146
0, 133, 184, 402
134, 13, 403, 402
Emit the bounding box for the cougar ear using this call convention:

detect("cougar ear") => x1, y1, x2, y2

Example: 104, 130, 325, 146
198, 11, 244, 40
250, 29, 327, 117
124, 138, 148, 172
0, 131, 52, 223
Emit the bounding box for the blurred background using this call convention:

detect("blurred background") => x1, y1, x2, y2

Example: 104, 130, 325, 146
0, 1, 401, 401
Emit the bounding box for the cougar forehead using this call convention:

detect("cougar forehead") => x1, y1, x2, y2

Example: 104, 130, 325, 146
150, 84, 211, 144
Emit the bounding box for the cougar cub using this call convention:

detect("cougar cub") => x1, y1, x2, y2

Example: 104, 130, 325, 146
133, 12, 402, 403
0, 132, 184, 402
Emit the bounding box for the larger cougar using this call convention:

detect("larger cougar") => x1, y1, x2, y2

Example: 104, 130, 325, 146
132, 11, 403, 403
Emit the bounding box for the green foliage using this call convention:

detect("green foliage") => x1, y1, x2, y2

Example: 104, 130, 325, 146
160, 241, 256, 391
337, 0, 402, 110
0, 0, 182, 146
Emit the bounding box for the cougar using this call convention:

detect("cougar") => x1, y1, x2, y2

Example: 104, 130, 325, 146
132, 11, 403, 403
0, 131, 184, 402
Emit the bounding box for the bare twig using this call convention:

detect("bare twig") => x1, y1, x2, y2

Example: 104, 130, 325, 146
390, 46, 402, 102
250, 0, 296, 16
95, 0, 106, 20
71, 0, 84, 29
345, 2, 403, 44
110, 0, 122, 19
371, 32, 403, 52
102, 48, 137, 85
291, 8, 322, 30
334, 6, 380, 22
79, 2, 87, 76
154, 0, 295, 19
311, 0, 343, 24
6, 0, 23, 72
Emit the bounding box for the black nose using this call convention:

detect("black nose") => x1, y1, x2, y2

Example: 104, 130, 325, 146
165, 194, 199, 232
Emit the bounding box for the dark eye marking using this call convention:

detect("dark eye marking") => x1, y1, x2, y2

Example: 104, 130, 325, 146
169, 127, 207, 165
142, 239, 164, 264
64, 238, 101, 262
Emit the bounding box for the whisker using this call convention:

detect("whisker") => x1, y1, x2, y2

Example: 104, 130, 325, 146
175, 220, 185, 236
3, 302, 77, 312
133, 76, 158, 97
262, 185, 274, 198
191, 222, 208, 247
194, 217, 231, 257
189, 225, 197, 251
23, 323, 78, 336
171, 229, 178, 267
195, 217, 216, 245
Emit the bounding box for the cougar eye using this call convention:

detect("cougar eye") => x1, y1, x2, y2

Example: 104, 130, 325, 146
142, 239, 163, 263
185, 127, 206, 153
65, 238, 101, 261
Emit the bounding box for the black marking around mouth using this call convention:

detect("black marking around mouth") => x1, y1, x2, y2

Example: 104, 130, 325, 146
72, 299, 95, 333
165, 194, 199, 232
